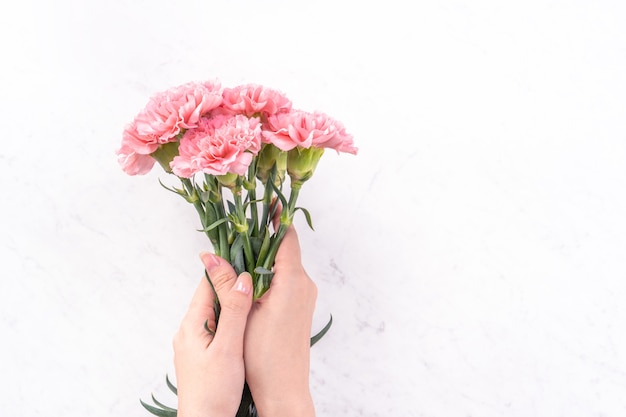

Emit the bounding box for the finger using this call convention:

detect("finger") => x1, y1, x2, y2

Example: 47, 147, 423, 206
275, 224, 302, 265
180, 275, 216, 336
270, 198, 283, 232
211, 272, 253, 350
201, 253, 253, 349
269, 199, 302, 264
200, 252, 238, 297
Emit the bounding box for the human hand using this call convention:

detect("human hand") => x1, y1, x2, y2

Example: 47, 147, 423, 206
173, 253, 253, 417
244, 222, 318, 417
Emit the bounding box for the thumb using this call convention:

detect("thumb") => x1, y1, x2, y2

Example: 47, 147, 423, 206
200, 252, 253, 349
213, 272, 253, 350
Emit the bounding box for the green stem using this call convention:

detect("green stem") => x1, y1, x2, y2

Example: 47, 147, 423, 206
259, 179, 274, 241
212, 188, 231, 263
234, 189, 256, 277
180, 178, 219, 250
262, 182, 301, 271
254, 181, 302, 299
247, 160, 259, 237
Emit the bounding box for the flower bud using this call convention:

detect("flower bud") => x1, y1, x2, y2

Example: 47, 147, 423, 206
217, 172, 239, 189
256, 144, 287, 185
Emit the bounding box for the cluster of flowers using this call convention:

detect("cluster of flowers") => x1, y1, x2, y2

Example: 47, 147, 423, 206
117, 79, 357, 300
117, 79, 356, 178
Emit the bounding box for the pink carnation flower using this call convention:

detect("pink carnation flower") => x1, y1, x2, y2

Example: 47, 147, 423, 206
262, 110, 358, 154
171, 115, 262, 178
131, 80, 223, 149
116, 143, 156, 175
120, 121, 158, 154
221, 84, 292, 117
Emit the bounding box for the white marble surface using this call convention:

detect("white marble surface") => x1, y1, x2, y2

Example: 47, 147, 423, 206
2, 1, 626, 416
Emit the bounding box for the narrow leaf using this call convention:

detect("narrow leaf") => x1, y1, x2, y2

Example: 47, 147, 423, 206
295, 207, 315, 230
197, 217, 229, 233
151, 394, 177, 412
268, 178, 288, 209
243, 198, 264, 210
139, 399, 177, 417
158, 178, 185, 197
236, 382, 256, 417
230, 234, 245, 275
255, 226, 271, 266
165, 374, 178, 395
254, 266, 274, 276
310, 314, 333, 347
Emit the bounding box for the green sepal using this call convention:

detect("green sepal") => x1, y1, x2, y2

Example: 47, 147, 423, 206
310, 314, 333, 347
199, 189, 211, 203
230, 212, 249, 233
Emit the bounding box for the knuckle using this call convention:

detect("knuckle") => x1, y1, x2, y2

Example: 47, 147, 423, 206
208, 268, 236, 293
220, 294, 249, 317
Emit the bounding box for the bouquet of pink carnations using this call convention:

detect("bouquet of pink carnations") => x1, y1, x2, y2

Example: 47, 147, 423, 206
116, 78, 357, 416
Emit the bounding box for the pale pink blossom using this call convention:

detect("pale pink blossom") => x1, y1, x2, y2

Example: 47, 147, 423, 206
262, 110, 358, 154
120, 121, 159, 154
171, 115, 262, 178
116, 143, 156, 175
132, 80, 223, 149
221, 84, 292, 117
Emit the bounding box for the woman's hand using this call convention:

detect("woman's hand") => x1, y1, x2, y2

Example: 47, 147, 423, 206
173, 253, 253, 417
244, 223, 318, 417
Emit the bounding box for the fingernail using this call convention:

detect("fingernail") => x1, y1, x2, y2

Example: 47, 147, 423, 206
235, 274, 251, 295
200, 252, 220, 270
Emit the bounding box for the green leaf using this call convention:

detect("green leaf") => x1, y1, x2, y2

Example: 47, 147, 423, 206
294, 207, 314, 230
310, 314, 333, 347
140, 399, 177, 417
151, 394, 177, 412
236, 382, 257, 417
255, 227, 271, 266
197, 217, 229, 233
254, 266, 274, 276
165, 374, 177, 395
243, 197, 264, 210
203, 200, 217, 223
204, 270, 222, 321
230, 234, 245, 275
268, 177, 288, 209
249, 236, 263, 258
227, 200, 236, 214
158, 178, 186, 198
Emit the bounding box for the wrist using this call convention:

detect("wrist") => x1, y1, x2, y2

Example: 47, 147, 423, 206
255, 391, 315, 417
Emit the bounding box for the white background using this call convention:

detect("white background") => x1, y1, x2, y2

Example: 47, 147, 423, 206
1, 1, 626, 416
